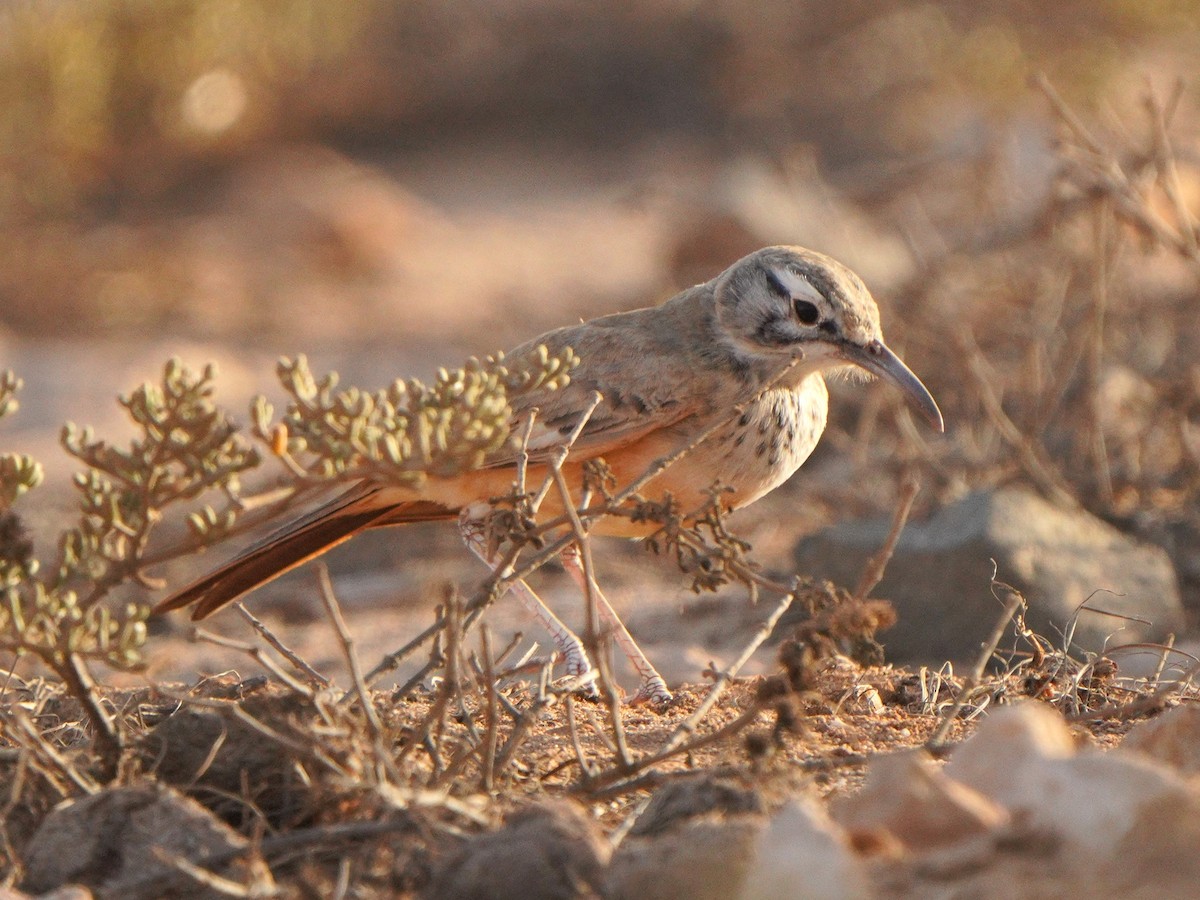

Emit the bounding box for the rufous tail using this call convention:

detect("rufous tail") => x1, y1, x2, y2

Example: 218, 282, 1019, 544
153, 485, 457, 621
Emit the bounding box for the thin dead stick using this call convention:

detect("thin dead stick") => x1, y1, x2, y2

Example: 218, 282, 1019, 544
551, 464, 599, 642
319, 567, 383, 738
585, 699, 769, 793
529, 391, 605, 514
480, 627, 500, 792
580, 702, 618, 755
1032, 72, 1106, 156
659, 585, 796, 759
1068, 657, 1200, 723
1146, 81, 1198, 253
316, 565, 398, 784
6, 707, 99, 795
514, 409, 537, 505
363, 607, 448, 687
492, 631, 526, 670
926, 581, 1025, 750
234, 602, 329, 689
957, 327, 1077, 508
492, 663, 556, 779
396, 596, 463, 768
1087, 203, 1114, 504
854, 473, 920, 601
60, 653, 122, 780
564, 693, 596, 782
391, 636, 445, 702
192, 628, 315, 698
1152, 633, 1177, 686
153, 846, 267, 898
594, 636, 633, 769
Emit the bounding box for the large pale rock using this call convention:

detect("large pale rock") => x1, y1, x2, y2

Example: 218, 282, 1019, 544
793, 487, 1183, 663
945, 703, 1200, 860
21, 782, 266, 898
834, 749, 1008, 850
1122, 704, 1200, 774
737, 798, 870, 900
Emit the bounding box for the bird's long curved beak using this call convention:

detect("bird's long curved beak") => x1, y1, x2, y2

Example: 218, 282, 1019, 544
844, 340, 944, 432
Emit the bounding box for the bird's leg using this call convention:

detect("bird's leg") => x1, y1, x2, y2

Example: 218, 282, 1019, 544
559, 543, 673, 706
456, 513, 597, 691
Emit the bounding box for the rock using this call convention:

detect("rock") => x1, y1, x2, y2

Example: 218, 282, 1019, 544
607, 777, 765, 900
1122, 704, 1200, 774
943, 700, 1078, 783
140, 688, 312, 826
20, 782, 267, 898
424, 801, 609, 900
945, 703, 1200, 859
793, 487, 1183, 663
625, 776, 765, 836
833, 749, 1008, 849
737, 798, 870, 900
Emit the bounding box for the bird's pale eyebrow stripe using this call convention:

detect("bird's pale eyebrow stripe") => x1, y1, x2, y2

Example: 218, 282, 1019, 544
765, 270, 790, 298
772, 268, 826, 305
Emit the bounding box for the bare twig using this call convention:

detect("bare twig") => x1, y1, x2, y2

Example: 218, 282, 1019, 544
317, 565, 397, 785
234, 602, 329, 689
529, 391, 604, 514
1068, 655, 1200, 723
1145, 79, 1197, 253
854, 473, 920, 601
480, 627, 500, 792
594, 638, 632, 770
152, 845, 270, 898
657, 584, 797, 761
585, 699, 769, 794
957, 327, 1078, 508
564, 693, 596, 782
5, 706, 99, 795
59, 653, 122, 781
927, 578, 1026, 750
364, 607, 449, 687
192, 628, 315, 698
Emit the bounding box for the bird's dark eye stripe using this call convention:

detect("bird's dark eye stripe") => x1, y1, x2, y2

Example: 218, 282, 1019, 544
793, 298, 820, 325
765, 271, 790, 299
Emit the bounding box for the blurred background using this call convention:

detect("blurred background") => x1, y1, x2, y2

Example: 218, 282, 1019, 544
3, 0, 1200, 682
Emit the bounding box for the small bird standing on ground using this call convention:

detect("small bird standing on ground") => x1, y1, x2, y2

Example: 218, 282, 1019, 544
155, 246, 943, 704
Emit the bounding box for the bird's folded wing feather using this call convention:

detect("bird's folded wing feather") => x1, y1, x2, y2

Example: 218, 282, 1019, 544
486, 314, 701, 468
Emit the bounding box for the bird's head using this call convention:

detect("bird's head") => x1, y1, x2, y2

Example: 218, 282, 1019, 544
713, 245, 944, 431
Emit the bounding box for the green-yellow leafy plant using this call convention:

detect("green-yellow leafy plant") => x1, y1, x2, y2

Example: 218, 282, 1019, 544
0, 346, 577, 777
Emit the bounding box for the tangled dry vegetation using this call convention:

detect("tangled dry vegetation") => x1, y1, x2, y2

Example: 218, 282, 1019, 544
4, 82, 1200, 896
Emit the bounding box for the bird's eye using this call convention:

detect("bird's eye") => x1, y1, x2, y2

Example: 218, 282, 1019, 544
793, 298, 820, 325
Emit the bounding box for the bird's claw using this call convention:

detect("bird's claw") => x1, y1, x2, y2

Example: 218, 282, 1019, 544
628, 676, 673, 707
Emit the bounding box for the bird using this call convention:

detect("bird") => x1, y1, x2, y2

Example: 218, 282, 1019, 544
154, 246, 943, 704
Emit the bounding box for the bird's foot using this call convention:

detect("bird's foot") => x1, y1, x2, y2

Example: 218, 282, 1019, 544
627, 675, 673, 707
557, 643, 601, 699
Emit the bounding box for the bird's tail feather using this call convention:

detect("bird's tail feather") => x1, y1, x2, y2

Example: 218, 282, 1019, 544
153, 486, 457, 621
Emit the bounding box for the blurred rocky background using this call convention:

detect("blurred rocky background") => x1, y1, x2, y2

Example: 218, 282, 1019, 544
3, 0, 1200, 680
